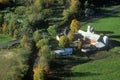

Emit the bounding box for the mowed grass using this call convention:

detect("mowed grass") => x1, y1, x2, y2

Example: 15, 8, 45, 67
0, 34, 12, 43
68, 11, 120, 80
81, 12, 120, 41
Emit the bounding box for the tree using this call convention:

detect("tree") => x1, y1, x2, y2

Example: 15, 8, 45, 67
38, 45, 51, 58
20, 35, 29, 48
70, 19, 80, 33
63, 0, 81, 20
0, 0, 9, 4
69, 0, 80, 13
33, 57, 49, 80
33, 30, 42, 42
36, 38, 49, 49
59, 35, 69, 48
47, 25, 58, 37
68, 31, 75, 42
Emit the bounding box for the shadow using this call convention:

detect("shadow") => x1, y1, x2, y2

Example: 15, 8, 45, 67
95, 31, 114, 34
71, 72, 101, 77
109, 40, 120, 47
49, 55, 92, 80
109, 35, 120, 39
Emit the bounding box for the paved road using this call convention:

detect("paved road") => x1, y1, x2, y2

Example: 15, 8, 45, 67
0, 40, 20, 48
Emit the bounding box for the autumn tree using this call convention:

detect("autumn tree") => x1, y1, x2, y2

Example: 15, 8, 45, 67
59, 35, 69, 48
68, 31, 75, 42
0, 0, 9, 4
33, 56, 49, 80
70, 19, 80, 33
69, 0, 80, 13
63, 0, 80, 20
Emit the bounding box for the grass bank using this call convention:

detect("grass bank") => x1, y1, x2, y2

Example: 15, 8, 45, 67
0, 34, 12, 43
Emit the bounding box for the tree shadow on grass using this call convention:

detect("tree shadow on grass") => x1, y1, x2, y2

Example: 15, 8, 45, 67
71, 72, 101, 77
109, 40, 120, 47
109, 35, 120, 39
48, 56, 92, 80
95, 31, 114, 34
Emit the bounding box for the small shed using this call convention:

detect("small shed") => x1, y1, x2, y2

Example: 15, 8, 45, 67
54, 48, 73, 56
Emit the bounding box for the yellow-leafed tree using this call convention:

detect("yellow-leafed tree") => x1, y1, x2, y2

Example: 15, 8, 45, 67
70, 19, 80, 33
59, 35, 69, 48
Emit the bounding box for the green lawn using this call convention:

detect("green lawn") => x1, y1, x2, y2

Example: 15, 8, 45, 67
0, 34, 12, 43
81, 12, 120, 41
67, 11, 120, 80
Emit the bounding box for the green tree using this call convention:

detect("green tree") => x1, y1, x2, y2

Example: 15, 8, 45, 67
39, 45, 51, 58
36, 38, 49, 49
33, 30, 42, 42
47, 25, 58, 37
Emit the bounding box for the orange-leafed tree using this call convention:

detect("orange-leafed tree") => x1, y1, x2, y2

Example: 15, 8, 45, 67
77, 41, 82, 49
2, 22, 6, 33
70, 19, 80, 33
33, 57, 49, 80
59, 35, 69, 48
68, 31, 75, 42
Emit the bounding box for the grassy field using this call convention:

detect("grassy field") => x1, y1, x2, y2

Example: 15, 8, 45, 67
82, 12, 120, 41
66, 10, 120, 80
0, 34, 12, 43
